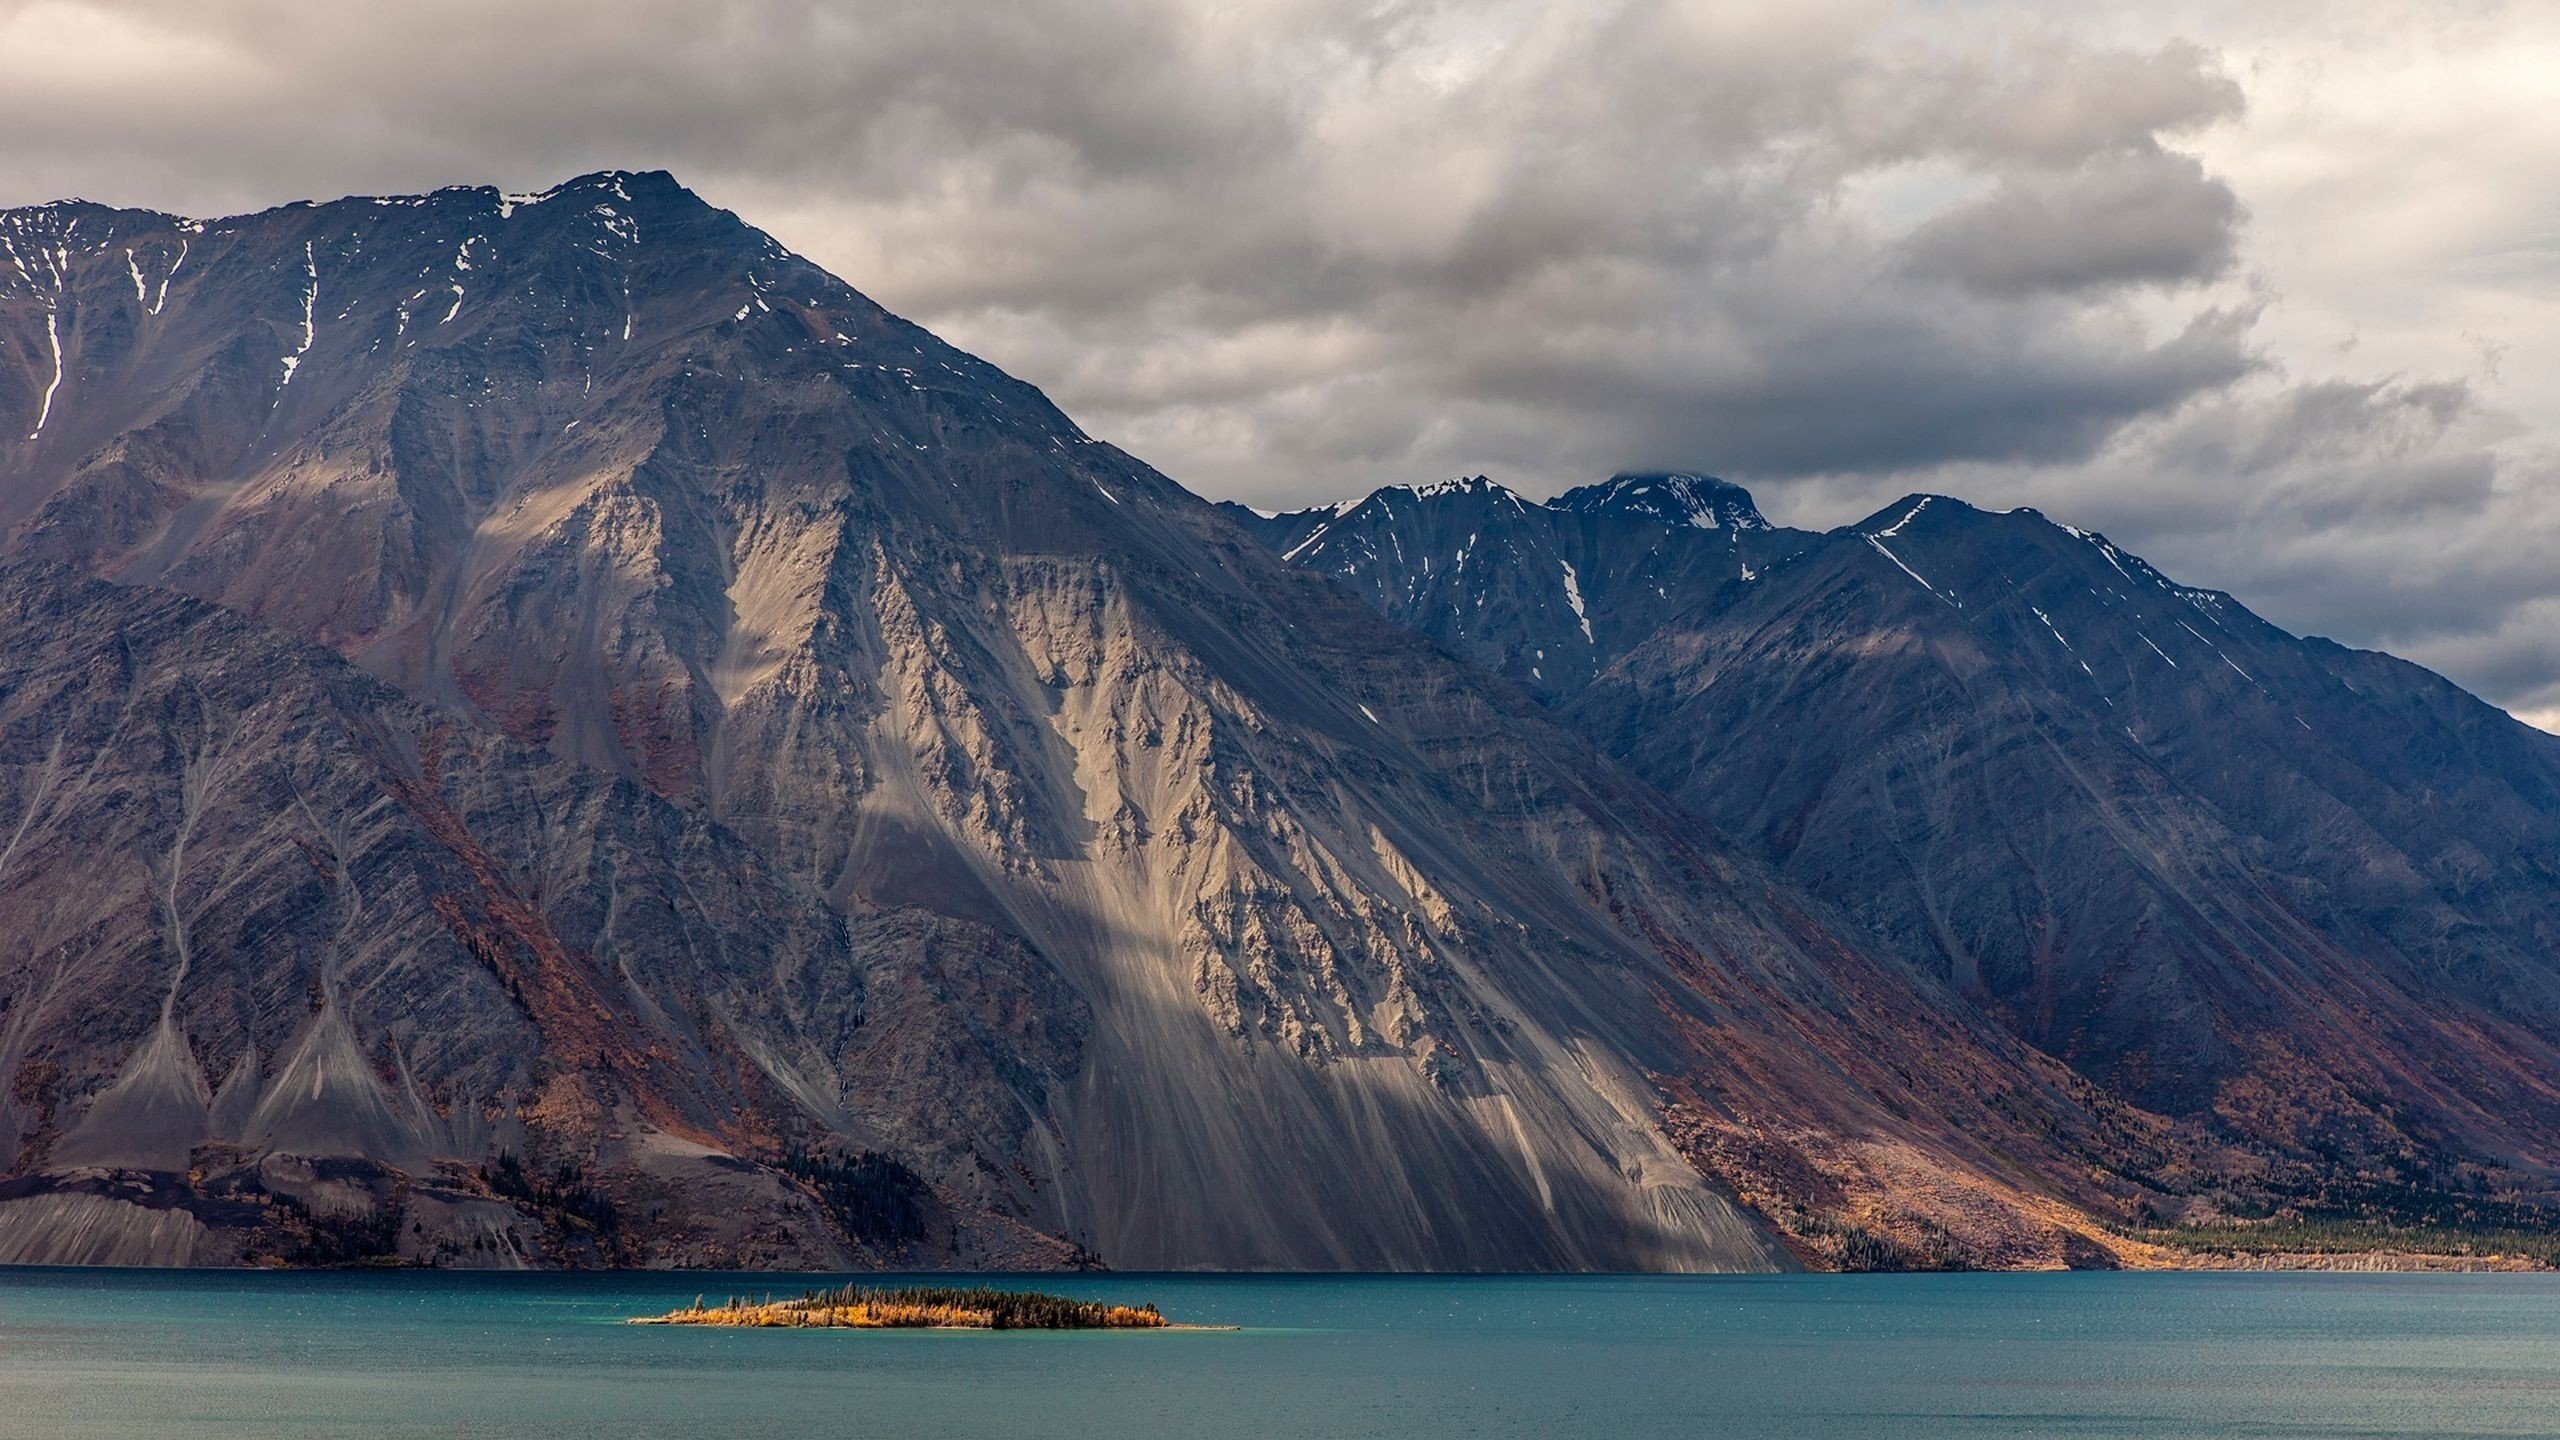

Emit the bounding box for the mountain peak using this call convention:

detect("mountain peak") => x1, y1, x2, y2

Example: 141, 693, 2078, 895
486, 168, 694, 216
1849, 495, 2188, 596
1554, 472, 1768, 531
1850, 492, 1970, 536
1393, 474, 1528, 506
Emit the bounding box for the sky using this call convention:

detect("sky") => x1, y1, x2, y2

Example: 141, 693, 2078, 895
1, 0, 2554, 721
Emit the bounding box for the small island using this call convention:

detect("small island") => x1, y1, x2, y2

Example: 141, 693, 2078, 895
630, 1283, 1224, 1331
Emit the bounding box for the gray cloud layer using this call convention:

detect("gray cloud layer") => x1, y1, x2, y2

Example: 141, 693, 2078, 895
0, 0, 2552, 717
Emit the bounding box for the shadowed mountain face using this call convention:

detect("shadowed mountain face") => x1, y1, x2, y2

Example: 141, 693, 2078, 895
1242, 477, 2560, 1208
0, 174, 2200, 1272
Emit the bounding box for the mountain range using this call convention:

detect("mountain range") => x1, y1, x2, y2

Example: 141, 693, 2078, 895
1230, 475, 2560, 1222
0, 173, 2551, 1271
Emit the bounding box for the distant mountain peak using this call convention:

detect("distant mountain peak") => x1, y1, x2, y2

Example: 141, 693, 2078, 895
1407, 474, 1520, 501
1554, 472, 1768, 531
1865, 494, 2189, 599
354, 169, 682, 219
1850, 492, 1989, 538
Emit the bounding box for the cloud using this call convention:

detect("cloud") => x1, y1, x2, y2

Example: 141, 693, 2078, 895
1901, 150, 2243, 296
0, 2, 2258, 496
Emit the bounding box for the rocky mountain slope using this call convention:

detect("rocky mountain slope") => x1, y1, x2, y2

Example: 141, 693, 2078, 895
1242, 476, 2560, 1222
0, 557, 1096, 1268
0, 174, 2212, 1271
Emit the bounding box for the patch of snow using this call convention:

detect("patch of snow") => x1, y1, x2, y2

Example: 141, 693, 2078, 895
2059, 524, 2150, 587
2096, 543, 2142, 586
1876, 496, 1931, 537
25, 309, 62, 440
2175, 619, 2254, 682
278, 241, 318, 388
1559, 559, 1593, 642
152, 238, 185, 314
2138, 633, 2180, 668
1865, 535, 1958, 607
1282, 522, 1335, 563
2031, 605, 2098, 678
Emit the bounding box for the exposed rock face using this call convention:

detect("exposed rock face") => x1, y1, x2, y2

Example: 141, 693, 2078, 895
0, 174, 2187, 1271
1244, 478, 2560, 1217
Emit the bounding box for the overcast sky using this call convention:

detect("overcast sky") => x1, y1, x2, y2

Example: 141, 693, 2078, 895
2, 0, 2554, 722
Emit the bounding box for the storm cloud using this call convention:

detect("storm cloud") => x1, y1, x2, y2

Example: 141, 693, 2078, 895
0, 0, 2553, 718
1900, 151, 2243, 297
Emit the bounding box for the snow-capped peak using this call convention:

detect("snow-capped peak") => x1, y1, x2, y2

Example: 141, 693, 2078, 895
1552, 472, 1768, 531
1407, 474, 1523, 503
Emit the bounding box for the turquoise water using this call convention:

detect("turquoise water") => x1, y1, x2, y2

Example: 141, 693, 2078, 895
4, 1268, 2559, 1438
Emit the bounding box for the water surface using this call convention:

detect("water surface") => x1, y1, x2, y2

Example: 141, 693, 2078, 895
4, 1267, 2557, 1438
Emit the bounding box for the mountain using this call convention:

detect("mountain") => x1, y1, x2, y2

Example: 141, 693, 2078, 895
0, 175, 2200, 1271
1242, 477, 2560, 1216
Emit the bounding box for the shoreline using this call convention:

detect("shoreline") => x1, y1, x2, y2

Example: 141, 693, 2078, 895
0, 1256, 2549, 1277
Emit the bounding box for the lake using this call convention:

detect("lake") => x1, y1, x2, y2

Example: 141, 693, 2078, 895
3, 1268, 2557, 1438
